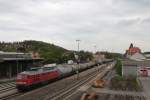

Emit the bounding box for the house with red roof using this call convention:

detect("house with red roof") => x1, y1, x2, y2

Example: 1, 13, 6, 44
125, 43, 145, 61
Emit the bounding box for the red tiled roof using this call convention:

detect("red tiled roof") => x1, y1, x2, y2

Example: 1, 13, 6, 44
127, 47, 141, 55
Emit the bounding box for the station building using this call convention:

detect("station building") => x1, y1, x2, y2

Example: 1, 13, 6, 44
0, 51, 43, 78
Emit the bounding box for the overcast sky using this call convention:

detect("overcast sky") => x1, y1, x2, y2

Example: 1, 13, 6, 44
0, 0, 150, 53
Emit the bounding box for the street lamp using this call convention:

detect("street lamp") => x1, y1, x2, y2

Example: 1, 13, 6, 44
76, 40, 81, 52
94, 45, 97, 54
76, 39, 81, 80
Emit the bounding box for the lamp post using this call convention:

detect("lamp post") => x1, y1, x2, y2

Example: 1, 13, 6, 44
76, 40, 80, 52
76, 39, 81, 80
94, 45, 97, 54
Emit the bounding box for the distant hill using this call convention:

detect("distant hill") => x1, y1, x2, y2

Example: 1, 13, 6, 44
0, 40, 68, 63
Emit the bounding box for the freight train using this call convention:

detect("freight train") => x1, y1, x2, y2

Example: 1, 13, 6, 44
16, 60, 112, 91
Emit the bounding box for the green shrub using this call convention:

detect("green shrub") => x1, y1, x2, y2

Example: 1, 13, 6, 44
114, 59, 122, 76
110, 76, 142, 91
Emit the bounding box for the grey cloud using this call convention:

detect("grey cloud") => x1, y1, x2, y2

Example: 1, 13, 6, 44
117, 18, 141, 27
113, 0, 150, 7
0, 0, 150, 52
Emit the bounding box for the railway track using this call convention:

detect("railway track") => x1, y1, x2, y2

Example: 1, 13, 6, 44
0, 91, 22, 100
0, 82, 16, 93
43, 69, 102, 100
0, 82, 21, 100
0, 65, 104, 100
1, 62, 114, 100
0, 87, 16, 94
0, 82, 15, 89
44, 62, 115, 100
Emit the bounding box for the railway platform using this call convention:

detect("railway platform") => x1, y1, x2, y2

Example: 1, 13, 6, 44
0, 77, 15, 84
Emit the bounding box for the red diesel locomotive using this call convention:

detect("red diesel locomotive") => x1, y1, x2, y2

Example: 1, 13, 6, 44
16, 65, 60, 90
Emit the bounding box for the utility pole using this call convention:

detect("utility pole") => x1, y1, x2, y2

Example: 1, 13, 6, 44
76, 39, 81, 80
94, 45, 97, 54
94, 45, 99, 72
76, 40, 80, 52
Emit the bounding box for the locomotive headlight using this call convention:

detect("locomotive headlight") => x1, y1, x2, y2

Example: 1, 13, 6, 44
16, 81, 27, 84
17, 74, 27, 79
17, 74, 22, 79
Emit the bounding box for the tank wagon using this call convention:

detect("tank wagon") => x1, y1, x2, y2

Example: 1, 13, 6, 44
16, 60, 112, 91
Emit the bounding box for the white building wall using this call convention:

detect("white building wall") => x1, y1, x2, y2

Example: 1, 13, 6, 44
122, 65, 138, 76
129, 53, 146, 61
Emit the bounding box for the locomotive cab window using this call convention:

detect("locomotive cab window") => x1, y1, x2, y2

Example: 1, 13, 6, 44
28, 67, 41, 71
43, 67, 55, 71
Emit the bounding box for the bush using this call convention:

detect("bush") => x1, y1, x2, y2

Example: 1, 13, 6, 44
110, 76, 142, 91
114, 59, 122, 76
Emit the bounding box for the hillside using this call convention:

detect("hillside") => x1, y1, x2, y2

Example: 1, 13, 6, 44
0, 40, 68, 63
0, 40, 93, 63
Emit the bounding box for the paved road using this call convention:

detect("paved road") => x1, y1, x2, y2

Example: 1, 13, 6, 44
139, 77, 150, 100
